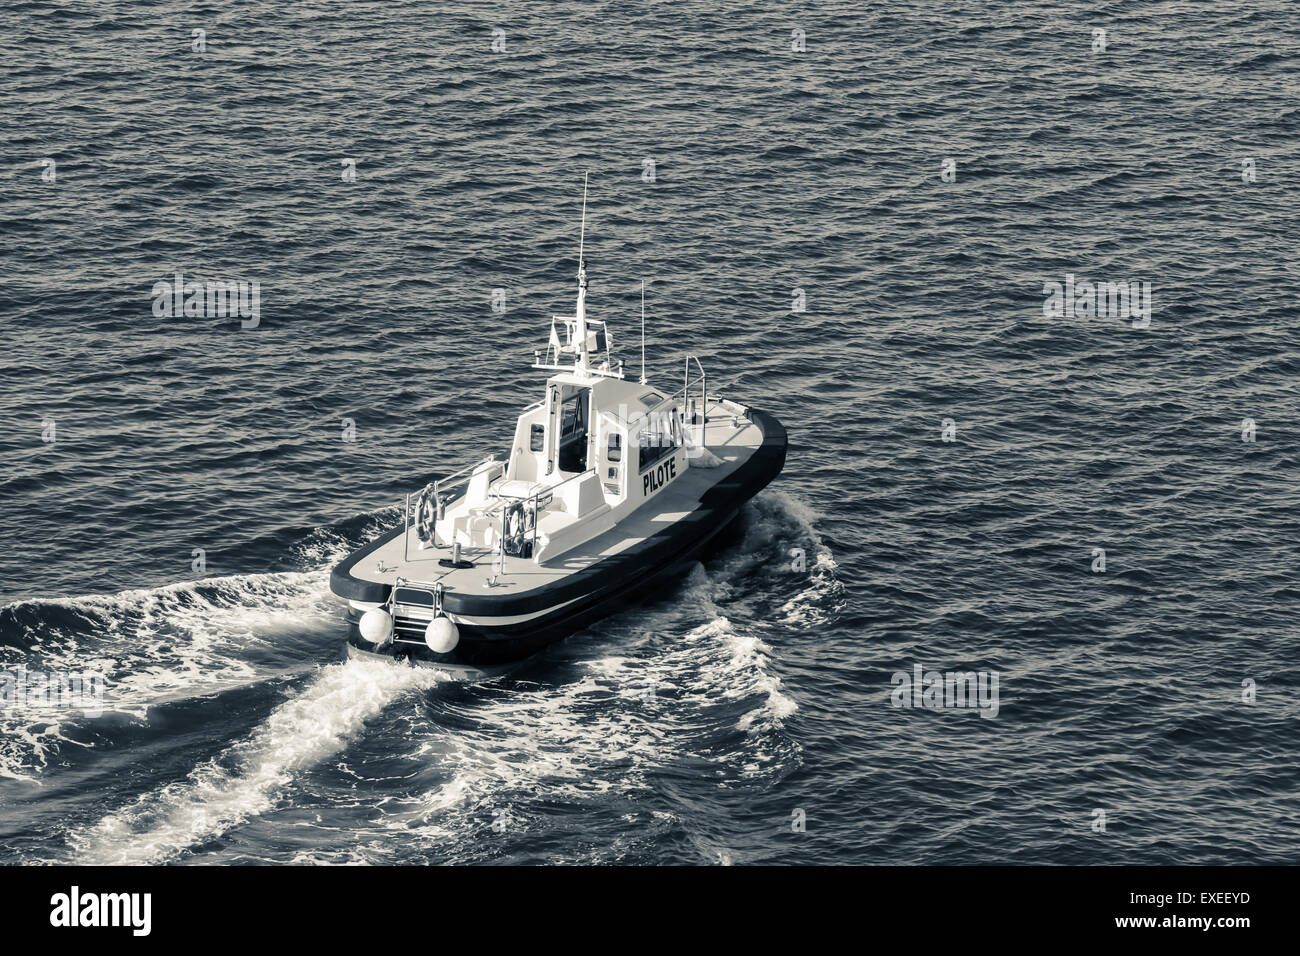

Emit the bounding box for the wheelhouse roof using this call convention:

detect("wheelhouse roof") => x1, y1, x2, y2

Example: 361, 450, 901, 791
544, 371, 666, 424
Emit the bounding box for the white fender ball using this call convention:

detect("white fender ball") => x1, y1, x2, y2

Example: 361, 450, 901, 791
425, 616, 459, 653
358, 608, 393, 644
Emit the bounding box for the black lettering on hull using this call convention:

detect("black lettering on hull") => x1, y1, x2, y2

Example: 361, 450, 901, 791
641, 455, 678, 499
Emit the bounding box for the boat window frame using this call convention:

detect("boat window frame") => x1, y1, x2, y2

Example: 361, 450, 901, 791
559, 386, 587, 438
637, 407, 681, 472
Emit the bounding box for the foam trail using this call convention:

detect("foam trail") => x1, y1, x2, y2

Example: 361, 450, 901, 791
365, 568, 803, 862
0, 514, 397, 782
71, 658, 441, 864
0, 570, 340, 782
758, 491, 845, 626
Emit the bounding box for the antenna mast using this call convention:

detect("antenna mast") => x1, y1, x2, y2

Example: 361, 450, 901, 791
578, 171, 588, 268
640, 280, 647, 384
574, 172, 590, 373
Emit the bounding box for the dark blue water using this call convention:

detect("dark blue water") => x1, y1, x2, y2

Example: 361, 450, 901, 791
2, 0, 1298, 864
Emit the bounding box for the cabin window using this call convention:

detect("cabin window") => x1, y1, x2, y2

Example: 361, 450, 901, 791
529, 424, 545, 452
607, 433, 622, 462
557, 385, 590, 473
560, 391, 585, 437
638, 409, 680, 471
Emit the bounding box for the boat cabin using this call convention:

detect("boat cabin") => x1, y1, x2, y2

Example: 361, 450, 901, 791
426, 261, 696, 564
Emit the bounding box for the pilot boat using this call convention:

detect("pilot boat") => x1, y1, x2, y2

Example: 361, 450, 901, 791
329, 186, 787, 679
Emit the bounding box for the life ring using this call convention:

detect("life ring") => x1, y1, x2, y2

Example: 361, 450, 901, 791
504, 504, 525, 556
415, 484, 438, 544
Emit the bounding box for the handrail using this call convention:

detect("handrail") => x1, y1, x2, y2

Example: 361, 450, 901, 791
393, 574, 448, 592
433, 454, 500, 501
465, 464, 592, 514
683, 355, 707, 447
403, 454, 499, 559
533, 316, 626, 379
506, 466, 593, 501
635, 356, 708, 449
